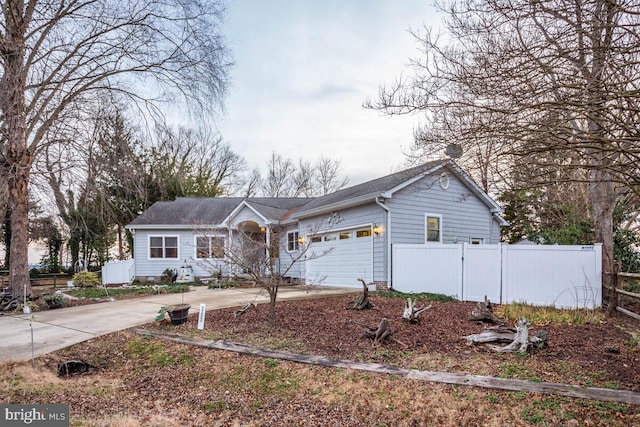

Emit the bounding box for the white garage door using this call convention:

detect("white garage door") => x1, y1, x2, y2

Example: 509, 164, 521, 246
305, 228, 373, 287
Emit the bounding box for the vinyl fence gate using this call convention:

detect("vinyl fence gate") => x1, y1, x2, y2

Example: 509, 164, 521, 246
392, 243, 602, 309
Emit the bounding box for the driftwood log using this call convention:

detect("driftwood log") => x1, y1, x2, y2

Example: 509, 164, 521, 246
1, 297, 19, 311
234, 302, 257, 318
358, 318, 408, 348
348, 278, 373, 310
57, 360, 96, 376
360, 318, 393, 344
463, 317, 548, 353
401, 298, 432, 323
469, 296, 505, 324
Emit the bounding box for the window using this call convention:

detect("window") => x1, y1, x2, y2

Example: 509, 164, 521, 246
425, 215, 442, 243
470, 237, 484, 245
339, 232, 351, 240
356, 229, 372, 238
287, 231, 299, 251
311, 236, 322, 243
149, 236, 178, 259
196, 236, 225, 259
323, 234, 336, 241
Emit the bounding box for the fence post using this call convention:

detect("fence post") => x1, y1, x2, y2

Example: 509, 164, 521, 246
607, 264, 621, 317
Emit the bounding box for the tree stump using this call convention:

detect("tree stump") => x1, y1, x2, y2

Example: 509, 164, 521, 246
469, 296, 505, 324
348, 278, 373, 310
360, 318, 393, 344
401, 298, 432, 323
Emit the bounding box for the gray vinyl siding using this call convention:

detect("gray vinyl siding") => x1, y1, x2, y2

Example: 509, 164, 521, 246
297, 204, 386, 282
388, 173, 501, 245
276, 224, 303, 279
133, 229, 227, 279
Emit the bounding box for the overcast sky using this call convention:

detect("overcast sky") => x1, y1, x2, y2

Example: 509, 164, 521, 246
216, 1, 441, 185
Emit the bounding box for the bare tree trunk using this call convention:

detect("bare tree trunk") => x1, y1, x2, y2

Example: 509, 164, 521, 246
267, 285, 278, 327
2, 4, 30, 298
117, 224, 124, 260
8, 168, 30, 299
591, 171, 617, 303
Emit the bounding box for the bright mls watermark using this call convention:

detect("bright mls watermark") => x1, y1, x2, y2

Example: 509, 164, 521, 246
1, 404, 69, 426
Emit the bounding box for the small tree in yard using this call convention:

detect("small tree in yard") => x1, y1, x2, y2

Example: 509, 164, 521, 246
197, 223, 331, 326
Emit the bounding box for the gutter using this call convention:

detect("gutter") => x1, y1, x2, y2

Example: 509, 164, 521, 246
375, 196, 392, 289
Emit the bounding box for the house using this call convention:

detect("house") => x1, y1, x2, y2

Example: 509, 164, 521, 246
125, 159, 508, 288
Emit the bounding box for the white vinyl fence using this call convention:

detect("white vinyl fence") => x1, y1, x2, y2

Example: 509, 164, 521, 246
392, 243, 602, 309
101, 259, 135, 285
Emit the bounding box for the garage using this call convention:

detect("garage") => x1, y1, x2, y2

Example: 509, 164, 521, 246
305, 227, 373, 287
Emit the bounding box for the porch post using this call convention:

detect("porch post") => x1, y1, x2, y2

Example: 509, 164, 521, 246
265, 224, 271, 265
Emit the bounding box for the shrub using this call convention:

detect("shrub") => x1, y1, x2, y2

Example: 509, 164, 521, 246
161, 268, 176, 283
72, 271, 101, 288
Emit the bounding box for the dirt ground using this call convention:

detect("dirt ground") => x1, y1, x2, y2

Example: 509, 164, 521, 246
3, 293, 640, 426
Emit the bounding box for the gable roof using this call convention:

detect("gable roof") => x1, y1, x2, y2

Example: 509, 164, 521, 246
126, 160, 506, 229
290, 159, 504, 220
126, 197, 312, 229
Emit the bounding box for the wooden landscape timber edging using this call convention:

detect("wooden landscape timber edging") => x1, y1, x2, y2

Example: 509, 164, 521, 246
134, 328, 640, 406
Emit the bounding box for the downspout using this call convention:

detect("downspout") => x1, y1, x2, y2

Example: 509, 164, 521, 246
375, 196, 391, 289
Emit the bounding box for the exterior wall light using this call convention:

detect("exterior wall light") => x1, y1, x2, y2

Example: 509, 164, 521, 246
373, 225, 381, 235
297, 236, 305, 244
259, 226, 266, 233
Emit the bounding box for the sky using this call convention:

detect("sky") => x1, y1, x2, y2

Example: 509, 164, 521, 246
216, 1, 442, 185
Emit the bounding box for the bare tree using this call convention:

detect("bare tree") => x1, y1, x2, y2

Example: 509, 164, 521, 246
369, 0, 640, 293
262, 152, 297, 197
315, 156, 349, 196
150, 125, 246, 197
242, 168, 263, 197
260, 153, 349, 198
293, 159, 315, 197
197, 223, 331, 326
0, 0, 230, 297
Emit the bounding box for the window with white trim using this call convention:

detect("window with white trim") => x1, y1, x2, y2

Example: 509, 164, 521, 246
149, 236, 178, 259
196, 236, 225, 259
470, 237, 484, 245
287, 231, 299, 251
425, 214, 443, 243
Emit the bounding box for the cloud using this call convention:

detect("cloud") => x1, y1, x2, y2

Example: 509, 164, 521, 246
216, 0, 439, 184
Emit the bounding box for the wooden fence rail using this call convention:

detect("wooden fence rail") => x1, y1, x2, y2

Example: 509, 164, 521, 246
613, 272, 640, 321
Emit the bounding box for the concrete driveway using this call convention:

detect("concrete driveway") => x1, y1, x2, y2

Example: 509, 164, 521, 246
0, 285, 355, 362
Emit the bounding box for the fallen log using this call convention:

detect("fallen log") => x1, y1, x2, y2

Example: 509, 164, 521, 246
463, 317, 547, 353
234, 302, 257, 318
463, 326, 518, 346
469, 296, 505, 324
401, 298, 432, 323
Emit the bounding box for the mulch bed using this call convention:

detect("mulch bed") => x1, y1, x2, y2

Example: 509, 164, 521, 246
144, 294, 640, 391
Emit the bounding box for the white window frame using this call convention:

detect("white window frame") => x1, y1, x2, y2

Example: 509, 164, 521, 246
287, 230, 299, 252
195, 235, 226, 259
424, 214, 443, 244
148, 235, 179, 260
470, 237, 484, 245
